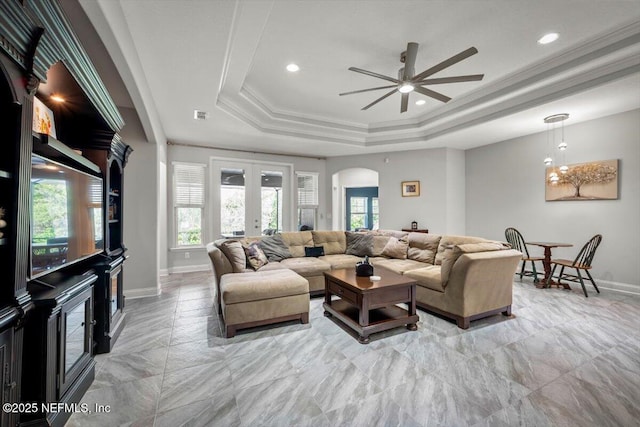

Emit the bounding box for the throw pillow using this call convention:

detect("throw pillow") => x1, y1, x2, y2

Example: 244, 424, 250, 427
243, 241, 269, 270
381, 236, 409, 259
304, 246, 325, 257
345, 231, 373, 257
259, 234, 292, 262
218, 240, 247, 273
371, 234, 391, 256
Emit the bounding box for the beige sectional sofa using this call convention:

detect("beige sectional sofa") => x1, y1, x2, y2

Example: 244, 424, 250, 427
206, 230, 522, 336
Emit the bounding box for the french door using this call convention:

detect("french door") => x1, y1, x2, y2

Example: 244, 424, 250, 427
345, 187, 379, 231
211, 160, 292, 238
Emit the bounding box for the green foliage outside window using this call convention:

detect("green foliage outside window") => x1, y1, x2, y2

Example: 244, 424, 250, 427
32, 180, 68, 243
177, 207, 202, 245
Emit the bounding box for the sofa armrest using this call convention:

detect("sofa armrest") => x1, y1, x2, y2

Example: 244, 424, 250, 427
206, 243, 234, 309
445, 249, 522, 317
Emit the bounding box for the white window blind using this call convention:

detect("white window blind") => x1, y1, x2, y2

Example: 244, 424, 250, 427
89, 181, 103, 206
297, 172, 318, 206
174, 163, 205, 206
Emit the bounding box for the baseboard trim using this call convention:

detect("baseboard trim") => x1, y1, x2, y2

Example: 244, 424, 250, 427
125, 286, 161, 299
167, 264, 211, 274
159, 268, 169, 277
597, 280, 640, 296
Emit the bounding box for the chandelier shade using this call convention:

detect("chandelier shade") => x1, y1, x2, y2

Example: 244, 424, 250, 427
543, 113, 569, 183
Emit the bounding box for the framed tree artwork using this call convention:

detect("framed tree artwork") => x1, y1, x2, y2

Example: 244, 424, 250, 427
545, 159, 618, 201
402, 181, 420, 197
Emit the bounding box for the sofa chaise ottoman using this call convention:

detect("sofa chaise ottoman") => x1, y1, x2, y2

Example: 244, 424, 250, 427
207, 243, 310, 337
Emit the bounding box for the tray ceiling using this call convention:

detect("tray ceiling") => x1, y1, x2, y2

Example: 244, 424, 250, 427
78, 0, 640, 156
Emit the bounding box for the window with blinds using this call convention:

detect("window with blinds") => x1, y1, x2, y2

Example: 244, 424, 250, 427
296, 172, 318, 230
296, 172, 318, 207
173, 163, 206, 246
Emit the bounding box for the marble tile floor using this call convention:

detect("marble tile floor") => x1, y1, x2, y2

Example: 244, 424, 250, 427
66, 271, 640, 427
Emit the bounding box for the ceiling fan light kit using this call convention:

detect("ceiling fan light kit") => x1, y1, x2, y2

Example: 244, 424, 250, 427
340, 42, 485, 113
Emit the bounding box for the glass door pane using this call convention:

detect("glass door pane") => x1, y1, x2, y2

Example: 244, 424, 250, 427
260, 170, 283, 235
111, 274, 118, 315
65, 301, 86, 374
220, 167, 246, 237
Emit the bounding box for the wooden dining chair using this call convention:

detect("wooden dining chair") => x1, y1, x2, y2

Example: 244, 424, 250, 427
547, 234, 602, 297
504, 227, 544, 283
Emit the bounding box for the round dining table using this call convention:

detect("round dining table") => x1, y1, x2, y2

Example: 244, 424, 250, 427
525, 241, 573, 289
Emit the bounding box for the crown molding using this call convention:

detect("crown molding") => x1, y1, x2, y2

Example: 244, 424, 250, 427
216, 14, 640, 147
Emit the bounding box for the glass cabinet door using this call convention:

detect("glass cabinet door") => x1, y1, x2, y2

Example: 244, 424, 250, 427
110, 266, 123, 316
59, 287, 93, 398
64, 301, 86, 373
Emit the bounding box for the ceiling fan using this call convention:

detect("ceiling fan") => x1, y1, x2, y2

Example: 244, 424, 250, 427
340, 42, 484, 113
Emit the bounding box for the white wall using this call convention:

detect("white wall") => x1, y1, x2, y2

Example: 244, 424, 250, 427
166, 144, 327, 272
466, 109, 640, 289
121, 107, 161, 297
326, 148, 466, 234
331, 168, 379, 230
446, 149, 466, 235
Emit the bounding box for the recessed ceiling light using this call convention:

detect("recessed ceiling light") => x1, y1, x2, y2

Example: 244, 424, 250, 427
538, 33, 559, 45
415, 99, 426, 106
286, 63, 300, 72
50, 95, 65, 103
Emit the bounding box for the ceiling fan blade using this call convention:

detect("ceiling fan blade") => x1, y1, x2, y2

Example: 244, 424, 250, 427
339, 84, 397, 96
402, 42, 419, 80
400, 93, 409, 113
413, 86, 451, 103
349, 67, 399, 84
416, 74, 484, 85
412, 47, 479, 81
361, 89, 397, 110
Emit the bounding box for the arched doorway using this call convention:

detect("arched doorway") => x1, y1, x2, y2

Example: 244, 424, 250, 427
331, 168, 379, 230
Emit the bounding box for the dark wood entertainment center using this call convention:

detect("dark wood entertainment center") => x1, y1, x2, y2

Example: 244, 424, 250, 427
1, 2, 130, 425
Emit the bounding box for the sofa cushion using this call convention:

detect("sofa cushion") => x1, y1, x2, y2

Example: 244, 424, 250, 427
256, 262, 287, 272
345, 231, 373, 257
221, 269, 309, 304
381, 235, 409, 259
318, 254, 362, 269
407, 233, 441, 265
404, 266, 444, 293
218, 240, 247, 273
435, 235, 490, 265
370, 234, 391, 257
280, 231, 313, 258
279, 257, 331, 277
243, 241, 269, 270
441, 242, 507, 287
312, 231, 347, 255
259, 235, 292, 262
374, 258, 427, 274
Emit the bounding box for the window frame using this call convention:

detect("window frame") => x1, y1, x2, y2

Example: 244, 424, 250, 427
296, 171, 319, 230
172, 162, 207, 248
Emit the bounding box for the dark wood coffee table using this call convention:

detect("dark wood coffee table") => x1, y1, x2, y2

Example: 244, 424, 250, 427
323, 267, 419, 344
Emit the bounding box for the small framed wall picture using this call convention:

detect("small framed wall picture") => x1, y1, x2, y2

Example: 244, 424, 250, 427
33, 97, 57, 138
402, 181, 420, 197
